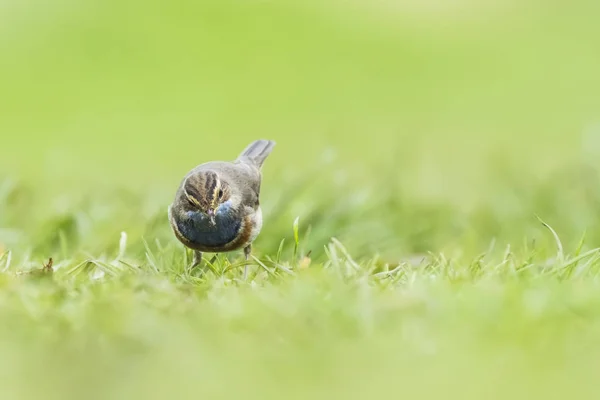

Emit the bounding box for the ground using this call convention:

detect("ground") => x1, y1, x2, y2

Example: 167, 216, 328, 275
1, 1, 600, 399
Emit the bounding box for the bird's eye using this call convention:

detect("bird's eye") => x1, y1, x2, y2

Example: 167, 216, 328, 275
218, 189, 224, 199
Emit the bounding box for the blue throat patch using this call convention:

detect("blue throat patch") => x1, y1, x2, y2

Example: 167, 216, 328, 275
177, 202, 242, 247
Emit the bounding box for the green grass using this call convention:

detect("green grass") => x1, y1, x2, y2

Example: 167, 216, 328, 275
2, 0, 600, 398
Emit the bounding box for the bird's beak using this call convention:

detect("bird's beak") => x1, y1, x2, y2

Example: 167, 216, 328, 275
207, 209, 216, 226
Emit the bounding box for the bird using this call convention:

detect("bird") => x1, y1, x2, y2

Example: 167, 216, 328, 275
168, 139, 276, 279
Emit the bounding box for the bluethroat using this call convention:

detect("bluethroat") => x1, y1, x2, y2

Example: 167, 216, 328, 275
168, 139, 275, 278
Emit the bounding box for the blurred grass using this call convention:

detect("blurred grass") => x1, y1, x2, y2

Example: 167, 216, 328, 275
2, 0, 600, 399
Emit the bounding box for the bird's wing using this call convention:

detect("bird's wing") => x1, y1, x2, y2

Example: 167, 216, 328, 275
229, 161, 262, 210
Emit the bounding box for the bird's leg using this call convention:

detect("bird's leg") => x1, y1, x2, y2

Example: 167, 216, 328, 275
243, 245, 252, 280
191, 250, 203, 269
190, 251, 219, 276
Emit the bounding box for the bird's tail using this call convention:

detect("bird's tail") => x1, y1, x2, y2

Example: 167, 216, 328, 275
237, 139, 276, 168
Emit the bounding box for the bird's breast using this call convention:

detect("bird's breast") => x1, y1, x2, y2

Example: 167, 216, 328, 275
176, 205, 243, 248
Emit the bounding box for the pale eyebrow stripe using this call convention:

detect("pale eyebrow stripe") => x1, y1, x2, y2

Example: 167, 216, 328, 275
211, 179, 222, 208
183, 176, 202, 206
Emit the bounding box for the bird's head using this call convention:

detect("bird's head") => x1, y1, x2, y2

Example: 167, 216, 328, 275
181, 170, 231, 225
